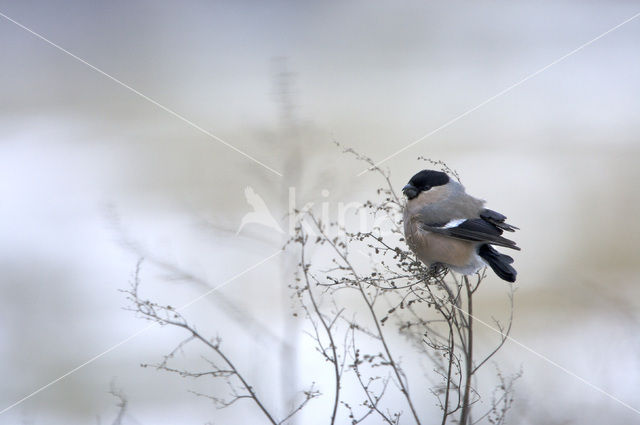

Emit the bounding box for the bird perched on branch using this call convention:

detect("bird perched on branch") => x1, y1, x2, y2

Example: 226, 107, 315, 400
402, 170, 520, 282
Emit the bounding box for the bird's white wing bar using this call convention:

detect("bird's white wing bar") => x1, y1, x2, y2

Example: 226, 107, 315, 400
441, 219, 467, 229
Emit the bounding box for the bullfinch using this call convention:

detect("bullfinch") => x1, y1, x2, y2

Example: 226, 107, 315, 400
402, 170, 519, 282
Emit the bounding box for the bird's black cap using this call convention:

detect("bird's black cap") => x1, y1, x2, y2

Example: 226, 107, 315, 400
403, 170, 450, 199
409, 170, 449, 189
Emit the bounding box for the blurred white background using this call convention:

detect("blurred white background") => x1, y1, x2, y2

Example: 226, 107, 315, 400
1, 1, 640, 424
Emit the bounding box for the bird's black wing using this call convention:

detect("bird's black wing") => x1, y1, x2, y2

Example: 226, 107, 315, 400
422, 218, 520, 250
480, 208, 519, 232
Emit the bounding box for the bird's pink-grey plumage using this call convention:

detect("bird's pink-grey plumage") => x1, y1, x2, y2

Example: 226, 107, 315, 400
402, 170, 519, 282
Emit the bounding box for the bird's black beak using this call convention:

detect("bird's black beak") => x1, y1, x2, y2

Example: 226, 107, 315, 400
402, 183, 419, 199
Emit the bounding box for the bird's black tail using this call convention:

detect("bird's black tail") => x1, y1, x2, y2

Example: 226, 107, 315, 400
478, 244, 517, 282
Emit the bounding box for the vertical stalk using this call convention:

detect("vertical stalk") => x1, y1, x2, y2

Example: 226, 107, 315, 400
440, 322, 455, 425
459, 276, 473, 425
